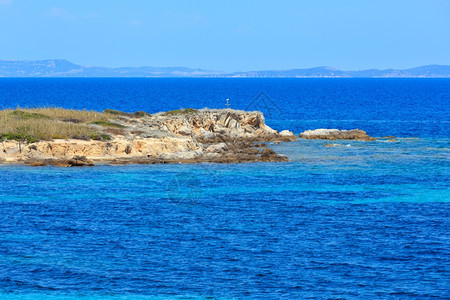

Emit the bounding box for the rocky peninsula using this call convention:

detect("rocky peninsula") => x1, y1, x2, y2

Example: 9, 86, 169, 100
0, 108, 297, 166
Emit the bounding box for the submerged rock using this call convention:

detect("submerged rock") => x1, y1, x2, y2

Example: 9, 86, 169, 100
299, 129, 375, 141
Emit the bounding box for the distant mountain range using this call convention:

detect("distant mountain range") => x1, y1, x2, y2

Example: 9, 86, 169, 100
1, 59, 449, 78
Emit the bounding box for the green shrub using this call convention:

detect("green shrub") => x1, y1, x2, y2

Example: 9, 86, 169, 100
89, 121, 126, 128
89, 133, 112, 141
11, 110, 51, 120
103, 109, 131, 116
162, 108, 198, 116
0, 133, 38, 143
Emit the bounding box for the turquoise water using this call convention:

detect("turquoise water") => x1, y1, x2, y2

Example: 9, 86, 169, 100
0, 78, 449, 298
0, 138, 449, 299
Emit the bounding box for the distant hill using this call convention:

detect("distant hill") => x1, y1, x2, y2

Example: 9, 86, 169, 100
0, 60, 449, 78
231, 65, 450, 78
230, 67, 348, 77
0, 59, 224, 77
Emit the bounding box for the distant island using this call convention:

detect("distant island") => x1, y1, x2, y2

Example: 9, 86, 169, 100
1, 59, 449, 78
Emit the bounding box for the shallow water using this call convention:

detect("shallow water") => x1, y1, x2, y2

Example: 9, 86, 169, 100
0, 78, 449, 298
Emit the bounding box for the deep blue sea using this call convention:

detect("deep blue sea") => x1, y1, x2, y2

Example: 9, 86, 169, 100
0, 78, 449, 299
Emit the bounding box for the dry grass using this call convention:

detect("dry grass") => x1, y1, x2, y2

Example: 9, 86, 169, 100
0, 107, 117, 142
20, 107, 113, 122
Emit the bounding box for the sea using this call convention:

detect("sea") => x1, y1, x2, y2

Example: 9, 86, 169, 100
0, 78, 449, 299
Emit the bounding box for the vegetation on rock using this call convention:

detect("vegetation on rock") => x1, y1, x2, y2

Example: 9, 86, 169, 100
89, 120, 126, 128
103, 109, 131, 116
134, 111, 151, 117
162, 108, 198, 116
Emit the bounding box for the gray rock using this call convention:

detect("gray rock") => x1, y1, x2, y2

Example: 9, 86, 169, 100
200, 128, 215, 140
158, 151, 201, 160
299, 129, 375, 141
205, 143, 228, 153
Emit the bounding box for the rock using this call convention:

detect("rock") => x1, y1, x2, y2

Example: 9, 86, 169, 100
228, 119, 240, 129
242, 125, 255, 133
278, 130, 298, 141
264, 125, 278, 135
50, 160, 71, 167
280, 130, 293, 136
177, 125, 192, 136
27, 160, 48, 167
157, 153, 178, 160
158, 109, 291, 143
259, 147, 288, 162
67, 156, 94, 167
240, 148, 260, 155
205, 143, 228, 153
43, 156, 94, 167
203, 152, 221, 159
5, 145, 20, 156
299, 129, 375, 141
261, 148, 276, 157
200, 128, 215, 140
254, 143, 267, 148
158, 151, 201, 160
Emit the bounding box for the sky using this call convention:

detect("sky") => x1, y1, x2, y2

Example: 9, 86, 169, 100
0, 0, 449, 72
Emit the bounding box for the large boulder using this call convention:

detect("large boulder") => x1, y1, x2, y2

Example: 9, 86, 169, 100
26, 156, 94, 167
279, 130, 298, 141
67, 156, 95, 166
299, 129, 375, 141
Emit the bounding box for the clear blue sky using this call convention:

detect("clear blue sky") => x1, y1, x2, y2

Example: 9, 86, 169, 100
0, 0, 449, 71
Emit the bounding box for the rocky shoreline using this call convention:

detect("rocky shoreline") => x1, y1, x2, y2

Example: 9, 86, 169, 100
1, 109, 296, 166
1, 108, 381, 167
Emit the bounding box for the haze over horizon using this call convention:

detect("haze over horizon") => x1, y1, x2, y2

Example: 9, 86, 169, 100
1, 0, 449, 72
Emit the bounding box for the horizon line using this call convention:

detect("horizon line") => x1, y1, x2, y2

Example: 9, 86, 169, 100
1, 59, 450, 73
